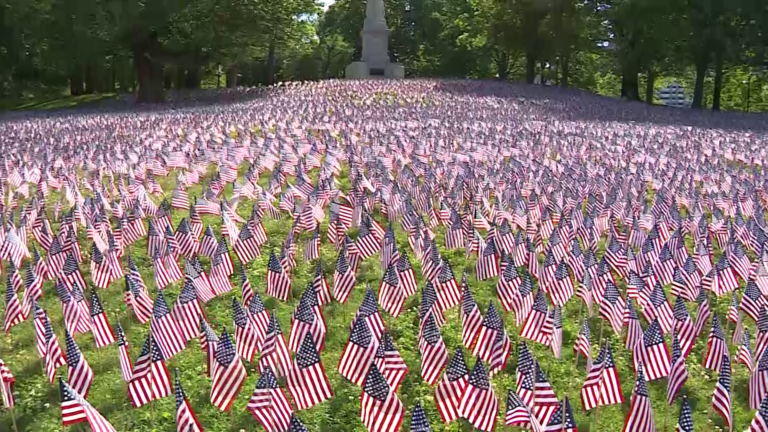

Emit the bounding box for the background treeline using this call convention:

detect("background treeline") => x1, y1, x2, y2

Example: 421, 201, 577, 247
1, 0, 767, 110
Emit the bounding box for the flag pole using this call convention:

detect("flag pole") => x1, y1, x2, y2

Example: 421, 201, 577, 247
10, 406, 19, 432
561, 395, 568, 432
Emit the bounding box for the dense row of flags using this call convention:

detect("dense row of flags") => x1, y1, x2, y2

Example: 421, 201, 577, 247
2, 80, 768, 431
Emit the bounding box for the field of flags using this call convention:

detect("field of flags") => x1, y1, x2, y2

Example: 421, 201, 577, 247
1, 79, 768, 431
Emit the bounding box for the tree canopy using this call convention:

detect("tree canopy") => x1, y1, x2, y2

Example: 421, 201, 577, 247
1, 0, 766, 110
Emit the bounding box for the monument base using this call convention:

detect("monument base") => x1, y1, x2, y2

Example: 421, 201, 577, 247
385, 63, 404, 79
345, 62, 405, 79
345, 62, 370, 79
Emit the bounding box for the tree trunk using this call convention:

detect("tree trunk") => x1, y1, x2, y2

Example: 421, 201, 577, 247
84, 64, 95, 94
175, 67, 186, 90
712, 49, 723, 111
645, 69, 655, 104
133, 42, 165, 103
227, 65, 238, 88
185, 67, 201, 89
496, 50, 509, 81
70, 66, 84, 96
525, 52, 536, 84
266, 38, 277, 85
691, 52, 708, 109
621, 70, 640, 101
560, 52, 569, 88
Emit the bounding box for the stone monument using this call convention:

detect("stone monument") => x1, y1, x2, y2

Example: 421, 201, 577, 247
345, 0, 404, 79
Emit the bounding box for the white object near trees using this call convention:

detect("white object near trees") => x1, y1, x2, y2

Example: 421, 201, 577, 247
345, 0, 404, 79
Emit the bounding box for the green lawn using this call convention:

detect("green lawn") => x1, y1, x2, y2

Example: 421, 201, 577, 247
0, 162, 754, 432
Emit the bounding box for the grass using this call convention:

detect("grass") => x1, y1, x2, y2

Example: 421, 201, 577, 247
0, 161, 756, 432
0, 93, 117, 112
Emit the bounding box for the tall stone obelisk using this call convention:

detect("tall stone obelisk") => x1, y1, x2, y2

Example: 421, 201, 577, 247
345, 0, 404, 79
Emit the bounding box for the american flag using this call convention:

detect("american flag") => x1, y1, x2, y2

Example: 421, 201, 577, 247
44, 314, 66, 384
3, 274, 24, 333
728, 290, 740, 323
473, 303, 506, 362
128, 334, 172, 408
396, 250, 418, 297
150, 291, 186, 359
673, 296, 696, 358
667, 331, 689, 405
0, 359, 15, 409
200, 226, 218, 257
351, 286, 385, 341
436, 259, 461, 312
173, 279, 203, 343
259, 312, 292, 379
21, 263, 42, 318
287, 414, 309, 431
232, 297, 260, 362
458, 358, 498, 432
544, 397, 576, 432
504, 389, 542, 432
289, 286, 326, 353
286, 332, 333, 410
531, 361, 559, 425
174, 371, 203, 432
496, 255, 521, 312
461, 280, 483, 350
210, 329, 247, 411
743, 280, 765, 322
124, 273, 153, 324
356, 220, 381, 258
57, 280, 90, 336
751, 349, 768, 410
677, 396, 694, 432
234, 224, 261, 263
379, 262, 405, 317
175, 219, 200, 259
360, 363, 405, 432
476, 237, 499, 281
185, 257, 216, 304
623, 363, 655, 432
520, 289, 551, 345
599, 279, 625, 335
200, 318, 219, 377
712, 354, 732, 432
694, 287, 712, 339
436, 347, 469, 423
581, 343, 605, 411
310, 261, 330, 306
267, 250, 291, 302
374, 332, 407, 392
704, 315, 728, 371
338, 316, 378, 385
759, 308, 768, 361
88, 290, 115, 348
739, 329, 754, 371
419, 313, 449, 385
645, 281, 674, 335
247, 366, 293, 432
116, 322, 132, 382
638, 319, 671, 381
59, 378, 117, 432
597, 343, 624, 407
574, 319, 592, 367
410, 402, 434, 432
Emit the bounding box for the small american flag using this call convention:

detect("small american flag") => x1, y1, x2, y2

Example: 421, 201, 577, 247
360, 363, 404, 432
247, 366, 293, 432
436, 259, 460, 312
210, 329, 247, 411
267, 250, 291, 302
504, 389, 542, 432
338, 317, 378, 385
128, 334, 171, 408
673, 296, 696, 358
374, 332, 407, 392
458, 358, 498, 432
703, 315, 728, 371
712, 354, 732, 431
89, 290, 115, 348
3, 274, 24, 334
286, 332, 333, 410
232, 297, 260, 362
599, 280, 625, 335
574, 319, 592, 367
60, 378, 117, 432
744, 280, 766, 322
544, 396, 577, 432
379, 262, 405, 317
174, 371, 203, 432
410, 402, 433, 432
64, 329, 94, 398
667, 331, 689, 405
520, 289, 551, 345
419, 314, 449, 385
0, 358, 14, 409
259, 312, 292, 379
396, 250, 418, 297
623, 363, 655, 432
310, 261, 330, 306
436, 347, 469, 423
638, 319, 671, 381
151, 291, 186, 359
44, 314, 66, 384
677, 396, 694, 432
461, 280, 483, 350
739, 329, 754, 371
116, 322, 132, 382
173, 279, 203, 343
751, 348, 768, 410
